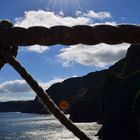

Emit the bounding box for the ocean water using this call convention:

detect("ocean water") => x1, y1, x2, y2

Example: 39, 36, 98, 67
0, 112, 101, 140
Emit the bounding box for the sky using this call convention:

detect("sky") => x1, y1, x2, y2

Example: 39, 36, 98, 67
0, 0, 139, 101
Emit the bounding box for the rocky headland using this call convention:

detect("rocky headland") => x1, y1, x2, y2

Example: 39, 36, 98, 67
0, 100, 32, 112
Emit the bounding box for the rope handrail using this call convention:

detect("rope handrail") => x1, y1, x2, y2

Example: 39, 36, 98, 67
6, 24, 140, 46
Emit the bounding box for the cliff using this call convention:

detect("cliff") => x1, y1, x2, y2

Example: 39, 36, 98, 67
24, 69, 107, 122
97, 44, 140, 140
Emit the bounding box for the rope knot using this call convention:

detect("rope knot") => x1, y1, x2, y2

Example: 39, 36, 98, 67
0, 20, 13, 30
0, 20, 18, 69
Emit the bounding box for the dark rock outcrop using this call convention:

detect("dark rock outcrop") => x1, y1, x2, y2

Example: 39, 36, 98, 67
69, 100, 103, 123
97, 44, 140, 140
134, 92, 140, 139
24, 69, 107, 123
69, 70, 107, 122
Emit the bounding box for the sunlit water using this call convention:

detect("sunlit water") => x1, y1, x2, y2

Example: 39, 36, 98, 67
0, 112, 101, 140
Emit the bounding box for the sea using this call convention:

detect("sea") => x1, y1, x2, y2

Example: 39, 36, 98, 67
0, 112, 101, 140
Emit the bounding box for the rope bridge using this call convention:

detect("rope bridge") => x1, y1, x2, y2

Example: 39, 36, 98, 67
0, 20, 140, 140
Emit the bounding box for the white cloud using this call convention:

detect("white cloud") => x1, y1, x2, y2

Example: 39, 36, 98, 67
27, 45, 49, 53
0, 80, 31, 93
14, 10, 90, 28
39, 78, 65, 90
58, 43, 130, 67
15, 10, 112, 28
0, 78, 65, 101
0, 79, 65, 94
76, 10, 112, 19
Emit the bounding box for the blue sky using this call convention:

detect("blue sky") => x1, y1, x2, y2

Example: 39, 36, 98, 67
0, 0, 139, 101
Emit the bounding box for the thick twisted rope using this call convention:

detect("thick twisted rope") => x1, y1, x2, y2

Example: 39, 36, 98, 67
6, 24, 140, 46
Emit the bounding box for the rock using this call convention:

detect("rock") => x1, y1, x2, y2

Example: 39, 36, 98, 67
24, 69, 107, 119
69, 99, 103, 123
134, 91, 140, 139
97, 44, 140, 140
69, 70, 107, 122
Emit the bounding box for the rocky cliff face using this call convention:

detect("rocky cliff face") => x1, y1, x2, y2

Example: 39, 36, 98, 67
69, 70, 107, 122
97, 44, 140, 140
24, 69, 107, 120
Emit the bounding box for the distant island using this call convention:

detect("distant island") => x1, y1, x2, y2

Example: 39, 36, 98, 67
0, 100, 33, 112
